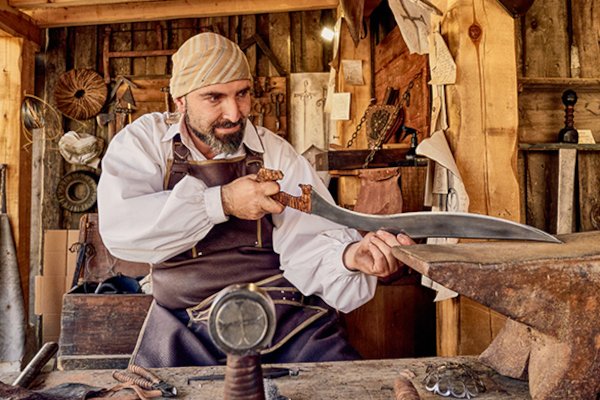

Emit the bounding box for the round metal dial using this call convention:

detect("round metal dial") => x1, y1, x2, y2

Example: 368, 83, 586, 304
208, 284, 276, 355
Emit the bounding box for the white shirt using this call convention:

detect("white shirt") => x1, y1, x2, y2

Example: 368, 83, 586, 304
97, 113, 376, 312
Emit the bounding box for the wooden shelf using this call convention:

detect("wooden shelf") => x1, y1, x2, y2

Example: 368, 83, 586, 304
519, 143, 600, 151
518, 77, 600, 91
314, 149, 427, 171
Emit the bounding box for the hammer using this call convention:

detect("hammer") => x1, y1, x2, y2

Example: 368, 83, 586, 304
96, 112, 116, 142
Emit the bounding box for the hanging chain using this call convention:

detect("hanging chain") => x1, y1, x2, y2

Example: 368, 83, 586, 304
345, 100, 372, 149
345, 71, 423, 169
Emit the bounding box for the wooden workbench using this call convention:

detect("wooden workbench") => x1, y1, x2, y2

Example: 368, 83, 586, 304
1, 357, 529, 399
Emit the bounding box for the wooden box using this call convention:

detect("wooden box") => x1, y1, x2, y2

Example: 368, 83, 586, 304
57, 213, 153, 370
57, 293, 152, 370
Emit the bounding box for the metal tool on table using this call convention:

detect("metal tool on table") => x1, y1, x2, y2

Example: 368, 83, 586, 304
270, 92, 285, 132
207, 283, 277, 400
187, 367, 299, 384
112, 364, 177, 398
255, 168, 560, 243
12, 342, 59, 388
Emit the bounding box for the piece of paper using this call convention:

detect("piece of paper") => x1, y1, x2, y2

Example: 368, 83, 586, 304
290, 73, 333, 154
578, 129, 596, 144
429, 32, 456, 85
388, 0, 431, 54
330, 92, 351, 121
430, 84, 448, 132
341, 59, 364, 85
417, 130, 471, 301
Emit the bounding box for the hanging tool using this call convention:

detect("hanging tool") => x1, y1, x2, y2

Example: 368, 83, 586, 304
271, 92, 284, 132
253, 102, 271, 127
112, 364, 177, 398
255, 168, 560, 243
121, 86, 136, 125
96, 111, 117, 142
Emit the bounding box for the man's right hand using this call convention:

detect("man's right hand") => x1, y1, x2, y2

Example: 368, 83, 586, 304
221, 174, 285, 220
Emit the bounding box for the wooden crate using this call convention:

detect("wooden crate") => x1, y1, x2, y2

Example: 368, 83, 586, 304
57, 293, 152, 370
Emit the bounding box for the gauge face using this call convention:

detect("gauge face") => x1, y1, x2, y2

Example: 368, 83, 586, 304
208, 284, 276, 355
215, 298, 268, 350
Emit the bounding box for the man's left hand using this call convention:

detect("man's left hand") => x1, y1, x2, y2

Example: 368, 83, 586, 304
342, 231, 415, 278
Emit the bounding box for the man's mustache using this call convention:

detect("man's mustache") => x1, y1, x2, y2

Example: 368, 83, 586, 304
213, 119, 243, 129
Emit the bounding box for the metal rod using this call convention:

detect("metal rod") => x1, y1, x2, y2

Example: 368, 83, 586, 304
12, 342, 59, 388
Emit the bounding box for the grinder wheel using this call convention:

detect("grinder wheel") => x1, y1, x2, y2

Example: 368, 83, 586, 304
56, 170, 98, 212
208, 283, 276, 355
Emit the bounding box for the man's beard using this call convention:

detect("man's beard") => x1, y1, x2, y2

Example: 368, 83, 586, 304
185, 113, 245, 155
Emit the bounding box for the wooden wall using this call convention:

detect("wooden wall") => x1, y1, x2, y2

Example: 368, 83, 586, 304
518, 1, 600, 234
34, 11, 334, 233
518, 0, 600, 144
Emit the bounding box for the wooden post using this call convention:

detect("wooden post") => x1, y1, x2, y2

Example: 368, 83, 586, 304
440, 0, 520, 355
0, 36, 34, 317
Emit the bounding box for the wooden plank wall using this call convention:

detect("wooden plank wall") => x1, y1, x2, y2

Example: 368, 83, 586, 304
30, 10, 345, 348
35, 11, 334, 232
518, 2, 600, 233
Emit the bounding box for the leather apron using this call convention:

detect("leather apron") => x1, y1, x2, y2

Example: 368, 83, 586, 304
131, 134, 359, 367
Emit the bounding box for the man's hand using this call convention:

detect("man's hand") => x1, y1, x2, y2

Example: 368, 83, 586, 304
342, 231, 415, 278
221, 174, 285, 220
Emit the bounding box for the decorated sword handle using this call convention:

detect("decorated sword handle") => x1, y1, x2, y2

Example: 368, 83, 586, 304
256, 168, 312, 213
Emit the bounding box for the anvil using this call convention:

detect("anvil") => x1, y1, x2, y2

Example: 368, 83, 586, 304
392, 231, 600, 400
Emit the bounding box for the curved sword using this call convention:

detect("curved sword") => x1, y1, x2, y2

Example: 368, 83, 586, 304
272, 183, 560, 243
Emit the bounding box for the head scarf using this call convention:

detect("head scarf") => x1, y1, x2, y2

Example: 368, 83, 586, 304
170, 32, 252, 99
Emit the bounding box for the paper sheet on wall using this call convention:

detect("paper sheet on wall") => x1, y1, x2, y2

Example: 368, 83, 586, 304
341, 59, 364, 85
429, 32, 456, 85
330, 92, 351, 121
416, 131, 470, 301
290, 73, 336, 155
430, 84, 448, 132
389, 0, 432, 54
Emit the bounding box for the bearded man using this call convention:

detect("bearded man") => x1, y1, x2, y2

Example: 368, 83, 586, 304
97, 32, 413, 367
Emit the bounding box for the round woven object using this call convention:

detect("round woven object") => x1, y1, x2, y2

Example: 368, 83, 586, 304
54, 69, 107, 120
56, 170, 98, 212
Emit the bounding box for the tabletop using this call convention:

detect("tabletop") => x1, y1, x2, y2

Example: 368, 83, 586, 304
2, 356, 530, 399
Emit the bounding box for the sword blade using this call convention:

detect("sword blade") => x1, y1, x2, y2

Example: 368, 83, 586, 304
310, 189, 560, 243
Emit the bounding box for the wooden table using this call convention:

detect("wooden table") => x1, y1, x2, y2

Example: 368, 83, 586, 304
1, 357, 529, 399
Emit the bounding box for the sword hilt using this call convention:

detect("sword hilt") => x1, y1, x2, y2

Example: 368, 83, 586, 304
256, 168, 312, 213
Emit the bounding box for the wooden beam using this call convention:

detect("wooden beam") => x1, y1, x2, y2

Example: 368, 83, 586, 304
23, 0, 339, 28
439, 0, 519, 356
315, 149, 426, 171
9, 0, 154, 7
0, 0, 40, 47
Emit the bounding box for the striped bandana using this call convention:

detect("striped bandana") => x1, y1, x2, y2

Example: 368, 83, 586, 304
169, 32, 252, 99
